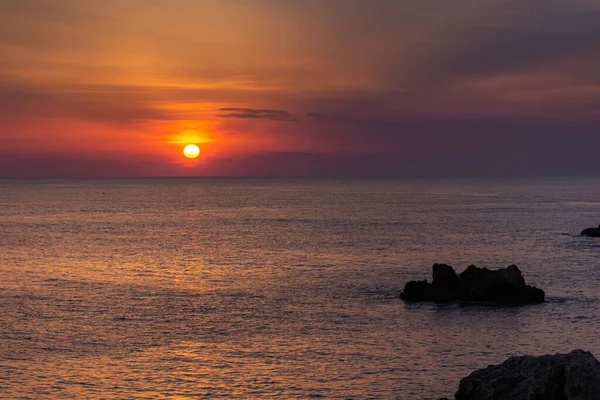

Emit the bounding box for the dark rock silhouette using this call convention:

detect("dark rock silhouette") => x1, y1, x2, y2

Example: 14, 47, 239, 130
400, 280, 432, 302
432, 263, 460, 302
400, 264, 544, 304
454, 349, 600, 400
581, 225, 600, 237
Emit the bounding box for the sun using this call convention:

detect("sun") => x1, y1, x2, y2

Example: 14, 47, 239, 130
183, 144, 200, 159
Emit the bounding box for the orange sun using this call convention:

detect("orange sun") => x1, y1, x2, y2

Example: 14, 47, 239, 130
183, 144, 200, 159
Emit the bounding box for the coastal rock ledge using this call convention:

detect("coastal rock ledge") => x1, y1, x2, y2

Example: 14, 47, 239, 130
453, 350, 600, 400
581, 225, 600, 237
400, 264, 544, 305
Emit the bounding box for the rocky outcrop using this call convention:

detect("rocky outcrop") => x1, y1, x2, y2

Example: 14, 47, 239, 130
581, 225, 600, 237
401, 263, 461, 302
400, 264, 544, 305
455, 349, 600, 400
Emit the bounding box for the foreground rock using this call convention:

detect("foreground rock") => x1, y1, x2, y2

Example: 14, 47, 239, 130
455, 349, 600, 400
400, 264, 544, 304
581, 225, 600, 237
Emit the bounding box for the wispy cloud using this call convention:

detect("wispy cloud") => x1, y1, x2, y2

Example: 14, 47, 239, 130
217, 108, 294, 121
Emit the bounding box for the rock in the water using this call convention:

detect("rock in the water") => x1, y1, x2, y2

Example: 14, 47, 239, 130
433, 263, 460, 288
459, 264, 543, 304
400, 279, 431, 302
455, 349, 600, 400
581, 225, 600, 237
399, 264, 544, 305
431, 263, 461, 302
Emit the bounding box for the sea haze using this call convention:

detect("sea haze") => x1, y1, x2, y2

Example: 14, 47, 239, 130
1, 178, 600, 399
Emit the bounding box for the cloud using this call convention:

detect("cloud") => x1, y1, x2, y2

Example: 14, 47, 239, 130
0, 82, 169, 124
216, 108, 295, 121
0, 153, 176, 178
0, 0, 111, 50
192, 130, 600, 176
306, 112, 354, 123
410, 0, 600, 86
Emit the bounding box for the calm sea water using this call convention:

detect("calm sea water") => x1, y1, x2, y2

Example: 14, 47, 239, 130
1, 178, 600, 399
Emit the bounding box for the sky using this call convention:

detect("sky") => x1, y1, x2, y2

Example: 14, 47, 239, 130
1, 0, 599, 178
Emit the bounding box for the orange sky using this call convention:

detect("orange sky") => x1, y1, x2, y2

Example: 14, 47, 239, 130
1, 0, 599, 177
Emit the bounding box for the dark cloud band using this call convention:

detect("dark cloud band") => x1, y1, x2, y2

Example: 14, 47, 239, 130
217, 108, 294, 121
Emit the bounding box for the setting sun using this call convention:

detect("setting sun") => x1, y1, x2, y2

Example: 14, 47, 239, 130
183, 144, 200, 159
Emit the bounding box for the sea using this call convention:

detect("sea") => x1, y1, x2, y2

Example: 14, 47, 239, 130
1, 178, 600, 399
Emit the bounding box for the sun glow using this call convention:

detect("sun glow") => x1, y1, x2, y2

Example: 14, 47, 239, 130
183, 144, 200, 159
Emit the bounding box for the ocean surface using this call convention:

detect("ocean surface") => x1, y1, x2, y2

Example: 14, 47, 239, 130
1, 178, 600, 399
